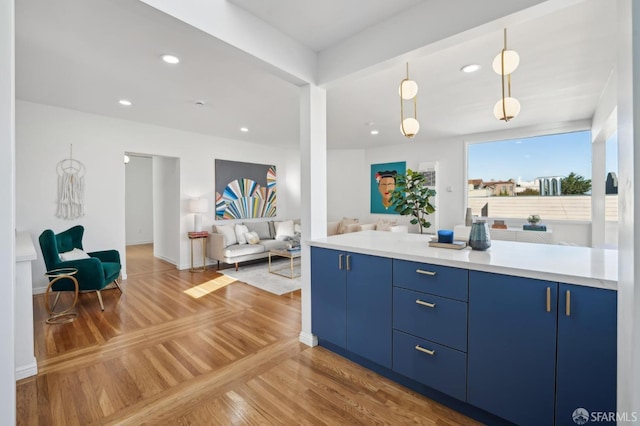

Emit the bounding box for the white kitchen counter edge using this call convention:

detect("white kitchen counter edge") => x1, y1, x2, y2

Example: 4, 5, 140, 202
16, 231, 37, 262
307, 231, 617, 290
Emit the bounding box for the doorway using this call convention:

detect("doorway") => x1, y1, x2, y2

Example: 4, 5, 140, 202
125, 153, 180, 275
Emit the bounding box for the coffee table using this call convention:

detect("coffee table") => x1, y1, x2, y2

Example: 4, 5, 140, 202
268, 248, 301, 279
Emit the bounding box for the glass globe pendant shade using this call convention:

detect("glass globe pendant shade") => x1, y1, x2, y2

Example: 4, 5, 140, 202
400, 117, 420, 137
492, 50, 520, 75
493, 97, 521, 121
399, 79, 419, 100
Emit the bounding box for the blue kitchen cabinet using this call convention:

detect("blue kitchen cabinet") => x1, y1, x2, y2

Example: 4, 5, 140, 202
391, 260, 469, 400
555, 284, 617, 426
468, 271, 558, 426
311, 247, 347, 348
311, 247, 392, 368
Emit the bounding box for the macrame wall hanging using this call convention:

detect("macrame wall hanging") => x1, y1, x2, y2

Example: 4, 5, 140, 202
56, 144, 85, 220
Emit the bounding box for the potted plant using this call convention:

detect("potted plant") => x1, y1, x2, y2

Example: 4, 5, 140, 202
527, 214, 541, 225
389, 169, 436, 234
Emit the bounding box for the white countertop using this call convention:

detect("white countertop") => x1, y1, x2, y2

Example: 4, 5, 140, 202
308, 231, 617, 290
16, 231, 37, 262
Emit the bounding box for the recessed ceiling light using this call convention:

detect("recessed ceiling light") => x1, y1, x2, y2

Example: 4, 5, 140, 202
118, 99, 132, 106
240, 127, 249, 132
461, 64, 481, 73
370, 130, 379, 135
162, 54, 180, 64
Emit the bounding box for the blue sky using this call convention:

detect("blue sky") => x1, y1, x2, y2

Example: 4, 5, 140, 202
468, 130, 598, 182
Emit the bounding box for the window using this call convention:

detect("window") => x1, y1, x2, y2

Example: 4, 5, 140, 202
467, 131, 592, 221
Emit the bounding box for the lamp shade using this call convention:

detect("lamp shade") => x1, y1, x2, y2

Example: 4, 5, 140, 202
399, 79, 419, 100
492, 50, 520, 75
400, 117, 420, 138
189, 198, 208, 213
493, 97, 521, 121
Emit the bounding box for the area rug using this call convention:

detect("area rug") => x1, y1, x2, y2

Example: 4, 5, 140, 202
219, 260, 301, 295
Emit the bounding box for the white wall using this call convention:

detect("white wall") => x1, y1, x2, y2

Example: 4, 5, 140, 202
125, 155, 153, 245
0, 0, 16, 419
153, 156, 180, 265
16, 100, 301, 291
326, 149, 368, 221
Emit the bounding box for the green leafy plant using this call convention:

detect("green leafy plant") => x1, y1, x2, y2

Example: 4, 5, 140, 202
389, 168, 436, 234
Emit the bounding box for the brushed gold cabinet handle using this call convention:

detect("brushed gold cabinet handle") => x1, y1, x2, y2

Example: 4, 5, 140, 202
346, 255, 351, 271
546, 287, 551, 312
415, 299, 436, 308
415, 345, 435, 356
566, 290, 571, 316
416, 269, 436, 276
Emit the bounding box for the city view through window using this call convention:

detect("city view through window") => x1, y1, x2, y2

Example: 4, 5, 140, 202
467, 131, 618, 221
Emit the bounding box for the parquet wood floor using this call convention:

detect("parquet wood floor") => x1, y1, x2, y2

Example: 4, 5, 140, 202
16, 243, 479, 425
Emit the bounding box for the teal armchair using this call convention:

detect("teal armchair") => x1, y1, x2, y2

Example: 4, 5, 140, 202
38, 225, 122, 311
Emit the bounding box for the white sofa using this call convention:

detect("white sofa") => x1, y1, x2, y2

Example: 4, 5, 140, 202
208, 220, 291, 270
208, 217, 405, 270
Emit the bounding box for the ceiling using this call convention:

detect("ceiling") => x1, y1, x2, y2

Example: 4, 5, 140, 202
15, 0, 617, 150
228, 0, 425, 52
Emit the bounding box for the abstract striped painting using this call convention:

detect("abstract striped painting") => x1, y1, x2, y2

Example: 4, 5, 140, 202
214, 160, 277, 219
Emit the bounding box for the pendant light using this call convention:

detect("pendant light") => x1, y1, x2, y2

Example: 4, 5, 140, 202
493, 28, 520, 122
400, 63, 419, 138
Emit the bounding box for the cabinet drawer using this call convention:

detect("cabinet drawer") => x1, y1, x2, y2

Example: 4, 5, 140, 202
393, 260, 468, 302
393, 330, 467, 401
393, 287, 467, 352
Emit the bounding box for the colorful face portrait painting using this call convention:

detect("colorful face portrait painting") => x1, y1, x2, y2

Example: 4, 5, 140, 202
370, 161, 406, 214
215, 159, 276, 219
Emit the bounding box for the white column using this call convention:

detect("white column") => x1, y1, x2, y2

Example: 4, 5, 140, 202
0, 0, 16, 422
298, 84, 326, 347
616, 0, 640, 416
591, 137, 606, 247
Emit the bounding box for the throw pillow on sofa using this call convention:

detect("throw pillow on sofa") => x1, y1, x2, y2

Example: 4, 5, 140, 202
376, 218, 398, 231
245, 231, 260, 244
235, 224, 249, 244
337, 217, 359, 234
274, 220, 295, 240
215, 224, 237, 247
245, 221, 271, 240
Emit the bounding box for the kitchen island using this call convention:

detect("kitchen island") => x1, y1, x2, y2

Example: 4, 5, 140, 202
308, 231, 617, 426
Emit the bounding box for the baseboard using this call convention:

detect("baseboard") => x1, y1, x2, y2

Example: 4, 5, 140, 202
125, 239, 153, 246
33, 276, 127, 295
178, 259, 216, 271
156, 254, 177, 265
15, 359, 37, 380
299, 331, 318, 347
33, 286, 47, 295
